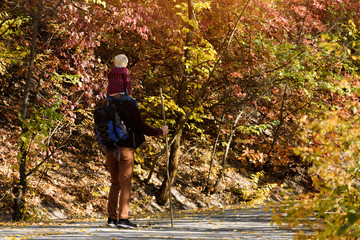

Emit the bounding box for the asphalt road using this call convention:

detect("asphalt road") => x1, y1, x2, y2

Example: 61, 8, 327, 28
0, 207, 297, 240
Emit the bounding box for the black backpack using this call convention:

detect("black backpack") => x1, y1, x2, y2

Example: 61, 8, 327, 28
94, 102, 129, 150
93, 101, 145, 151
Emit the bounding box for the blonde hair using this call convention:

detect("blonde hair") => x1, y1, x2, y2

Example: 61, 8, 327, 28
114, 54, 128, 67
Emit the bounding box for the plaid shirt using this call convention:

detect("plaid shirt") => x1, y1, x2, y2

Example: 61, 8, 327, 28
107, 67, 132, 95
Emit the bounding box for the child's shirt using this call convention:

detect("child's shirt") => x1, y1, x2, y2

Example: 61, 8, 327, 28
107, 67, 132, 95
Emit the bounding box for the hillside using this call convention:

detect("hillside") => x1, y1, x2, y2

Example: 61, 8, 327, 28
0, 83, 312, 220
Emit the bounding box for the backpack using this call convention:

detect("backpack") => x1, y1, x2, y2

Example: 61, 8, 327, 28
93, 102, 129, 150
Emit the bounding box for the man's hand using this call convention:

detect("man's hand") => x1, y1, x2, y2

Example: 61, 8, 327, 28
162, 126, 169, 135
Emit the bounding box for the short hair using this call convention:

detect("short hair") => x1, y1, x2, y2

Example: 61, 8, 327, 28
114, 54, 128, 67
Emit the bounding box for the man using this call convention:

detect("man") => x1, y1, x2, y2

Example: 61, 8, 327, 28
105, 56, 168, 229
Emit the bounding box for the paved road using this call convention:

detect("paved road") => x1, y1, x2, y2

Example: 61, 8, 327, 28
0, 207, 296, 239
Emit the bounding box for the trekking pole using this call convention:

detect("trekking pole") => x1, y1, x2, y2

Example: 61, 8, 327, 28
160, 87, 174, 228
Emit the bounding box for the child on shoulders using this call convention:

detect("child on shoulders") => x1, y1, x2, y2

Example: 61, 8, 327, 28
107, 54, 138, 108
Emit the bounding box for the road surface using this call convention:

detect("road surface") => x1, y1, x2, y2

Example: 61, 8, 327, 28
0, 207, 298, 239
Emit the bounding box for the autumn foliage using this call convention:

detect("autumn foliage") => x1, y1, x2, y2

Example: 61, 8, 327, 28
1, 0, 360, 237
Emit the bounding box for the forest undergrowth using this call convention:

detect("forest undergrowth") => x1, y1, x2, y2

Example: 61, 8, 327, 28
0, 91, 311, 222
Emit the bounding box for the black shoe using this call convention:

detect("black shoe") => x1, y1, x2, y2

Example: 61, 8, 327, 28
117, 218, 137, 229
107, 218, 118, 227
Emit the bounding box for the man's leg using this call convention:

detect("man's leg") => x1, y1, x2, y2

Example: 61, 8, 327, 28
118, 147, 135, 219
106, 149, 120, 220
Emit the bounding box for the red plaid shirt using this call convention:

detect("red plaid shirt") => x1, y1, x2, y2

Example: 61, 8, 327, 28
107, 67, 132, 95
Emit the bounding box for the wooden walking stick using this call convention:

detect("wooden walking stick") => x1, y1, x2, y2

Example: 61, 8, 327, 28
160, 87, 174, 228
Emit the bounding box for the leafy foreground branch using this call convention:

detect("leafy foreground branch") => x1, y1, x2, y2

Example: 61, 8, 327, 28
274, 110, 360, 239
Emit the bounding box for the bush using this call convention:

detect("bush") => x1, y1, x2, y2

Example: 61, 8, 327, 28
274, 109, 360, 239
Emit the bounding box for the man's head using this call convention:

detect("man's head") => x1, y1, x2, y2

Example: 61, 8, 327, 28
114, 54, 128, 67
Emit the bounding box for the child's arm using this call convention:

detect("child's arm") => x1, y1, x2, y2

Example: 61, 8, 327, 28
125, 70, 132, 95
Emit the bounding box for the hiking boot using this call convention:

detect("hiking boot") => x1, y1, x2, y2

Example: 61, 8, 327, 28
107, 218, 118, 227
117, 218, 137, 229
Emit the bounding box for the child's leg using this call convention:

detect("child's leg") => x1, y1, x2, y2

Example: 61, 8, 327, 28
118, 95, 139, 108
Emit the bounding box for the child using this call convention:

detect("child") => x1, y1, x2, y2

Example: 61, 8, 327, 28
107, 54, 138, 107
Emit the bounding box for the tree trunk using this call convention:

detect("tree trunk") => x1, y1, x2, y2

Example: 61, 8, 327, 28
155, 0, 194, 205
214, 112, 242, 192
13, 3, 41, 221
12, 142, 28, 221
156, 118, 184, 205
155, 0, 251, 203
267, 86, 287, 158
203, 113, 224, 193
21, 10, 40, 119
